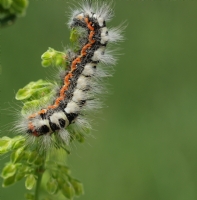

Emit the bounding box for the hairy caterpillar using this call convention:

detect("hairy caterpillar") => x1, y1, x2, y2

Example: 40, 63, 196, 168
15, 0, 124, 149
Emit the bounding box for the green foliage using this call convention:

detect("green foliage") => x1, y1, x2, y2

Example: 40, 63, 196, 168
16, 80, 54, 101
0, 13, 87, 200
41, 48, 67, 68
0, 0, 28, 27
0, 136, 84, 199
15, 79, 56, 115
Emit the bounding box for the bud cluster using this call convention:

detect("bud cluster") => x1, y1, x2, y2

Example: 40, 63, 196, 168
41, 48, 67, 68
0, 136, 84, 200
45, 161, 84, 199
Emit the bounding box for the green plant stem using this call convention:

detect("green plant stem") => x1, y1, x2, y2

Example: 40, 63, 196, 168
35, 167, 44, 200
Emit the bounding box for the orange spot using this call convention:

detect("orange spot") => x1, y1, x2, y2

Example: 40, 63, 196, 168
28, 113, 37, 119
38, 109, 47, 115
28, 122, 33, 129
28, 122, 39, 137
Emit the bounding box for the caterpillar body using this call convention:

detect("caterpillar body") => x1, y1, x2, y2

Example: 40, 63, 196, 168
15, 1, 123, 148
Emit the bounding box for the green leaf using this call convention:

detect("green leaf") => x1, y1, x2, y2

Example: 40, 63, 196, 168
1, 163, 17, 179
25, 174, 36, 190
21, 99, 43, 115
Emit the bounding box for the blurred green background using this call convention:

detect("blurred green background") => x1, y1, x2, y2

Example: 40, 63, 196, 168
1, 0, 197, 199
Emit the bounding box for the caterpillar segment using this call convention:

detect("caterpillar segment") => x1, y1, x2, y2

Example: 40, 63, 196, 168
26, 10, 109, 137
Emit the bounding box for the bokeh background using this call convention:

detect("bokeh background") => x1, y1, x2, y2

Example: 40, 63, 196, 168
1, 0, 197, 199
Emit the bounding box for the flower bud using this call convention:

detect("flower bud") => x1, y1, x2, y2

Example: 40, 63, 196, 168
25, 174, 36, 190
34, 156, 44, 166
61, 181, 75, 199
41, 47, 66, 68
15, 171, 25, 181
2, 174, 16, 187
27, 151, 38, 164
11, 146, 24, 163
58, 165, 71, 175
0, 137, 12, 154
41, 59, 52, 68
70, 179, 84, 196
11, 136, 25, 149
55, 54, 65, 67
46, 177, 59, 195
24, 193, 35, 200
1, 163, 16, 179
18, 165, 30, 174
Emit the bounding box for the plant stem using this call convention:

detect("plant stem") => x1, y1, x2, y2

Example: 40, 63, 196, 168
35, 167, 44, 200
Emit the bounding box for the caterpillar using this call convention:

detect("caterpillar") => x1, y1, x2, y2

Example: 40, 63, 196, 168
15, 0, 123, 148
